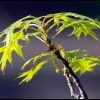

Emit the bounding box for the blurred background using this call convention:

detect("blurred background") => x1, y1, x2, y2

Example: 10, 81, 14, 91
0, 1, 100, 99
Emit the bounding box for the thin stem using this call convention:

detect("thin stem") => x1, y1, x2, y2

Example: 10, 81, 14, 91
28, 27, 38, 31
46, 23, 57, 33
45, 17, 54, 27
42, 16, 49, 27
29, 23, 39, 28
35, 36, 45, 43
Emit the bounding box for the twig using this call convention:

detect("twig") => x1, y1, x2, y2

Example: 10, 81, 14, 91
63, 66, 80, 99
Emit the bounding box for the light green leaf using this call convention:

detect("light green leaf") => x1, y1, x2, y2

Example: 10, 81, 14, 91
26, 32, 41, 37
1, 15, 40, 46
72, 58, 99, 74
0, 33, 4, 38
70, 20, 98, 40
21, 58, 34, 70
32, 18, 42, 25
18, 60, 48, 84
33, 53, 49, 62
0, 31, 28, 72
17, 69, 35, 84
0, 46, 6, 53
51, 12, 100, 40
21, 53, 49, 70
54, 17, 59, 26
66, 49, 100, 74
32, 60, 48, 76
66, 49, 86, 60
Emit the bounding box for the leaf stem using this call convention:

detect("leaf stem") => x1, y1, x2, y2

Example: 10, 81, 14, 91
35, 36, 45, 43
46, 23, 56, 33
45, 18, 54, 27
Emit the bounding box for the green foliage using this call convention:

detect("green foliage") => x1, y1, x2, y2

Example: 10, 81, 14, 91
0, 12, 100, 83
0, 31, 27, 72
66, 49, 100, 74
0, 16, 43, 72
16, 53, 49, 84
18, 60, 48, 84
51, 12, 100, 40
21, 53, 49, 70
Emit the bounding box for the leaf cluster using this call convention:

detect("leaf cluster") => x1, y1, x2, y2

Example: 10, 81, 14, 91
0, 12, 100, 83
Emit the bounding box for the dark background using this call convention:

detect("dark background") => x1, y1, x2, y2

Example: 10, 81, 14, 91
0, 1, 100, 99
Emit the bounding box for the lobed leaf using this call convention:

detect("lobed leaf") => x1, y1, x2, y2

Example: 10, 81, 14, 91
18, 60, 48, 84
50, 12, 100, 40
21, 53, 49, 70
72, 58, 99, 74
0, 31, 28, 72
66, 49, 100, 74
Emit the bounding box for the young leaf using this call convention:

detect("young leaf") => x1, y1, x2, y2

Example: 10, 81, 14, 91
21, 53, 49, 70
66, 49, 100, 74
54, 14, 70, 27
17, 69, 35, 84
66, 49, 87, 60
0, 31, 28, 72
18, 60, 48, 84
51, 12, 100, 40
21, 58, 34, 70
26, 32, 41, 37
71, 58, 99, 74
70, 20, 98, 40
1, 15, 41, 46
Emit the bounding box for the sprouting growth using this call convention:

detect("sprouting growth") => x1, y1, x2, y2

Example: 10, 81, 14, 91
0, 12, 100, 99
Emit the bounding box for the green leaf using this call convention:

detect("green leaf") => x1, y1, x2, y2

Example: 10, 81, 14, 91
20, 20, 33, 31
26, 32, 41, 37
66, 49, 100, 74
32, 18, 42, 26
51, 12, 100, 40
54, 17, 59, 26
72, 58, 99, 74
1, 15, 40, 45
21, 58, 34, 70
63, 12, 93, 21
0, 46, 6, 53
0, 33, 4, 38
17, 69, 35, 84
66, 49, 87, 60
33, 53, 49, 62
0, 31, 28, 72
21, 17, 42, 31
21, 53, 49, 70
18, 60, 48, 84
70, 20, 98, 40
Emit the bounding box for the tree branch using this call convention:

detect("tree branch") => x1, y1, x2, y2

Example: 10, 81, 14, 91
63, 66, 80, 99
54, 50, 88, 99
